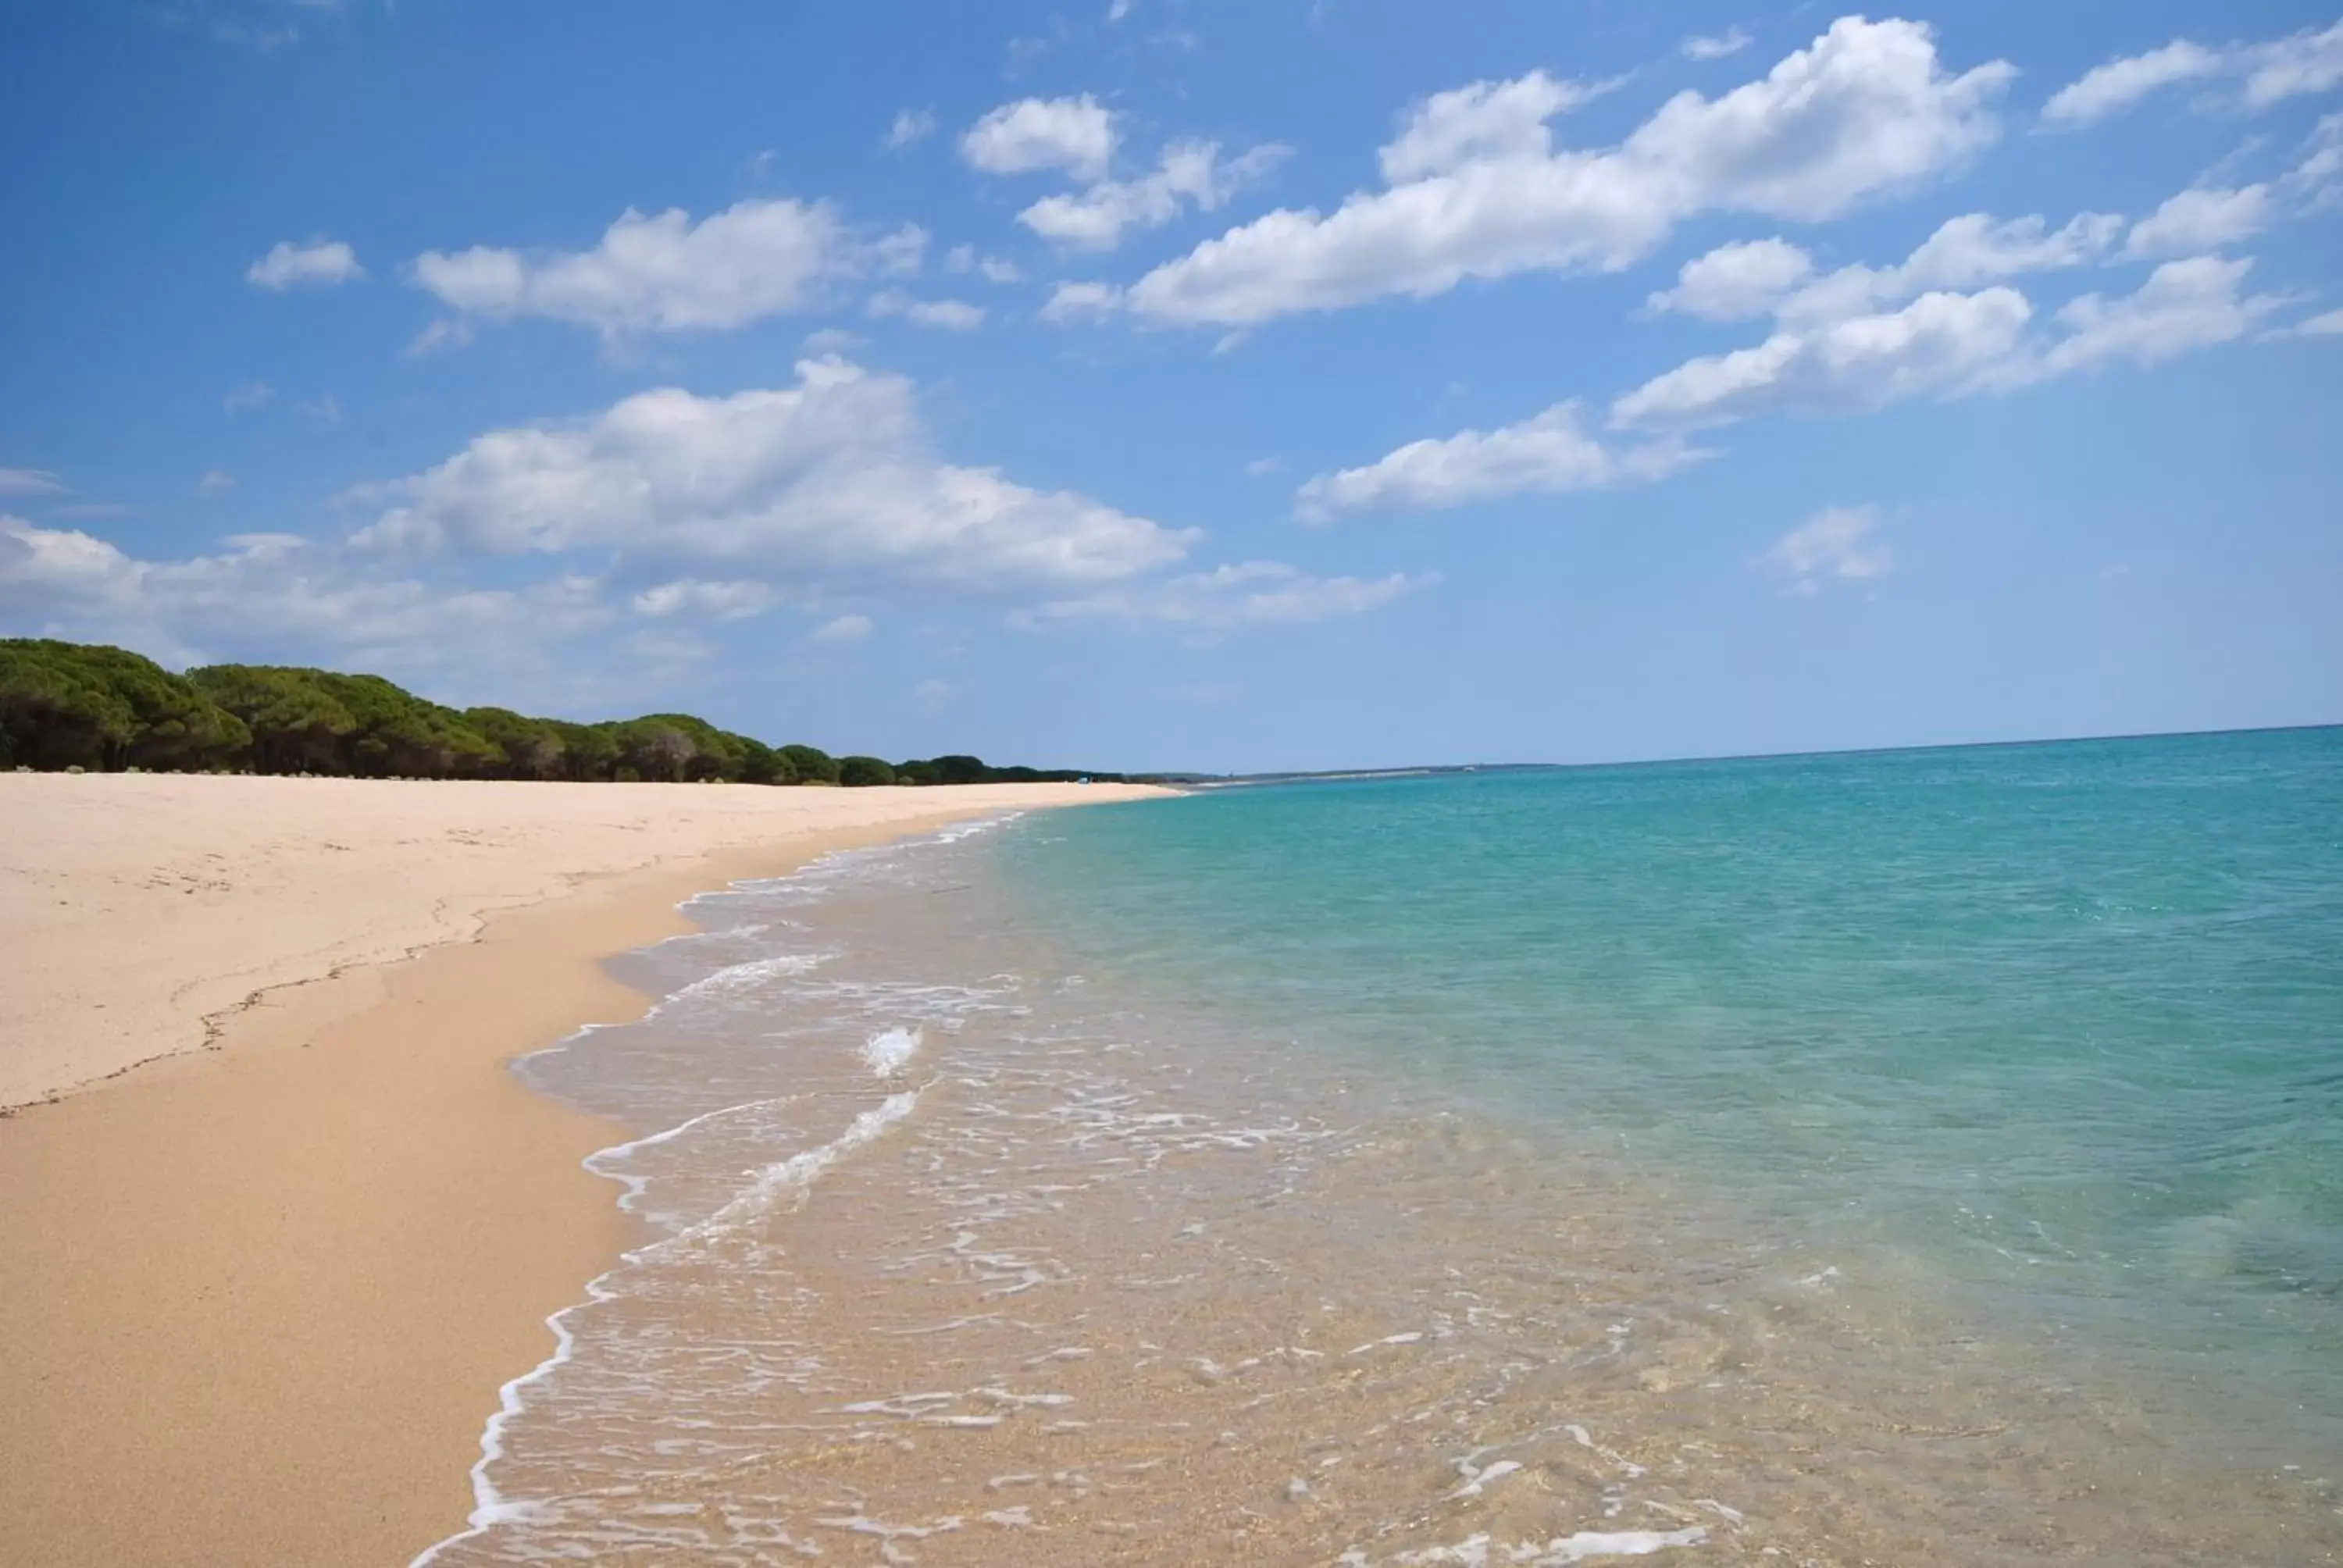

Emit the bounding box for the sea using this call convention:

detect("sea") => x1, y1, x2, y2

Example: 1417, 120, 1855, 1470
415, 726, 2343, 1566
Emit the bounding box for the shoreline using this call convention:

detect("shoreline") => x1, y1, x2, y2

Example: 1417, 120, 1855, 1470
0, 785, 1162, 1567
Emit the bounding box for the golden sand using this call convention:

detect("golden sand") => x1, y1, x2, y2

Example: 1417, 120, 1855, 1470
0, 776, 1163, 1566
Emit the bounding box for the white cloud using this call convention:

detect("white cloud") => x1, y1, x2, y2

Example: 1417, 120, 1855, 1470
1018, 561, 1428, 629
1760, 504, 1892, 592
912, 677, 954, 711
1019, 141, 1288, 250
1296, 403, 1701, 519
1617, 251, 2281, 431
1682, 27, 1753, 62
886, 108, 938, 149
866, 290, 987, 330
351, 357, 1196, 600
808, 612, 873, 643
197, 469, 237, 495
1122, 18, 2013, 325
2038, 255, 2282, 377
246, 237, 364, 290
0, 467, 68, 496
2040, 40, 2222, 126
945, 245, 1026, 283
1377, 70, 1599, 182
1613, 287, 2035, 430
1647, 237, 1816, 320
2293, 305, 2343, 335
1040, 280, 1125, 322
960, 95, 1118, 181
301, 393, 344, 424
1243, 455, 1285, 477
629, 579, 779, 621
2242, 18, 2343, 109
224, 381, 274, 414
0, 515, 613, 678
1666, 210, 2120, 326
2292, 112, 2343, 200
409, 199, 918, 340
2124, 184, 2271, 258
2043, 20, 2343, 127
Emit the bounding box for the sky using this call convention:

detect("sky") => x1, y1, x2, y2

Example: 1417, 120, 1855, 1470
1, 0, 2338, 773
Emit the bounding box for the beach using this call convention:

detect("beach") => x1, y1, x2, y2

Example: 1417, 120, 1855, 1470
0, 774, 1163, 1567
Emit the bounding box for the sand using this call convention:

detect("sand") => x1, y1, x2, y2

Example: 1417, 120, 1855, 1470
0, 774, 1165, 1567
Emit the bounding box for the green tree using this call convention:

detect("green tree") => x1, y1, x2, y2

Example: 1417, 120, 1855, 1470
735, 736, 797, 785
0, 641, 137, 769
549, 721, 622, 782
463, 707, 568, 780
608, 718, 698, 782
779, 743, 840, 785
188, 665, 357, 774
836, 755, 895, 787
2, 640, 248, 772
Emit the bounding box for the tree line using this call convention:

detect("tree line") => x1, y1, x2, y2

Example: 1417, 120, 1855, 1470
0, 639, 1130, 787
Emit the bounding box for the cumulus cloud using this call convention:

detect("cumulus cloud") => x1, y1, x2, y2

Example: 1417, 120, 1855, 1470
1653, 210, 2121, 326
197, 469, 237, 495
1615, 287, 2035, 430
0, 515, 612, 676
2037, 255, 2283, 377
1040, 280, 1125, 322
1376, 70, 1600, 182
246, 237, 364, 290
2293, 305, 2343, 335
1296, 404, 1702, 519
866, 290, 987, 330
1120, 18, 2013, 326
2042, 20, 2343, 127
2292, 112, 2343, 201
0, 467, 68, 496
1646, 237, 1817, 320
351, 357, 1196, 601
1760, 504, 1892, 592
1017, 561, 1428, 629
629, 579, 779, 621
1616, 252, 2281, 431
960, 94, 1118, 181
886, 108, 938, 148
409, 199, 920, 340
2040, 41, 2223, 126
2242, 17, 2343, 109
2124, 184, 2271, 258
1682, 28, 1753, 62
808, 612, 872, 644
1019, 141, 1288, 250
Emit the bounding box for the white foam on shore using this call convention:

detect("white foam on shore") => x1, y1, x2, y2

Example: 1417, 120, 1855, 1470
861, 1024, 923, 1079
581, 1093, 804, 1219
410, 1085, 926, 1566
1387, 1527, 1706, 1566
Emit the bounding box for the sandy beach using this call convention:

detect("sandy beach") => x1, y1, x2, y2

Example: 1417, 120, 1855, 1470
0, 774, 1164, 1567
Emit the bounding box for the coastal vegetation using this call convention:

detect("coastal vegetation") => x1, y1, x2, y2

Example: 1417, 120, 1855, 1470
0, 638, 1127, 786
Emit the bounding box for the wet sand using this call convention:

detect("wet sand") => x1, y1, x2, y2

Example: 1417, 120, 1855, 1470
0, 778, 1163, 1567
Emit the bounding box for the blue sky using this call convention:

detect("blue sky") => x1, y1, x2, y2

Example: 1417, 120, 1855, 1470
2, 0, 2338, 772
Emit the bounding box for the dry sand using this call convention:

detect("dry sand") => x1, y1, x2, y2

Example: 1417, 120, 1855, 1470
0, 774, 1165, 1567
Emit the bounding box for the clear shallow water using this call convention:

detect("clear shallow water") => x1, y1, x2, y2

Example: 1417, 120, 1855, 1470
415, 729, 2343, 1566
1000, 729, 2343, 1446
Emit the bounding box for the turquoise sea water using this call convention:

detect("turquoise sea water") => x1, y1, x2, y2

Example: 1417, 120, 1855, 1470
426, 727, 2343, 1565
1000, 727, 2343, 1452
